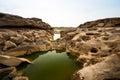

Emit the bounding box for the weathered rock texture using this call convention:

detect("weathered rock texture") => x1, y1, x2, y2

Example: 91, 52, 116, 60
0, 67, 17, 80
0, 13, 53, 57
72, 53, 120, 80
0, 67, 28, 80
0, 55, 31, 67
59, 18, 120, 80
0, 13, 52, 29
0, 12, 54, 80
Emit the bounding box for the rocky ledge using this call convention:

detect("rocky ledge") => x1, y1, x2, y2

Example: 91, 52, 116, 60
0, 13, 54, 80
58, 18, 120, 80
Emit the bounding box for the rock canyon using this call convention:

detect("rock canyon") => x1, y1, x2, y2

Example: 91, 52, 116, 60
0, 13, 120, 80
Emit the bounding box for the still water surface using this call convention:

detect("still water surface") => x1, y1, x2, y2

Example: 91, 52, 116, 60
54, 34, 60, 40
21, 51, 81, 80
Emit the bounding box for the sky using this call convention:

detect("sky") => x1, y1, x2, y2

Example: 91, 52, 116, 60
0, 0, 120, 27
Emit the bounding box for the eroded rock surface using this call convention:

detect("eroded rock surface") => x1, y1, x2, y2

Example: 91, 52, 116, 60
0, 67, 17, 80
13, 76, 29, 80
0, 13, 52, 29
72, 53, 120, 80
0, 13, 53, 56
61, 18, 120, 63
0, 13, 53, 80
0, 13, 120, 80
59, 18, 120, 80
0, 67, 28, 80
0, 55, 31, 67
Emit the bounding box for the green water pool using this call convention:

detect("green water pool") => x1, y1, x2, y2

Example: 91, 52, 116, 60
20, 50, 82, 80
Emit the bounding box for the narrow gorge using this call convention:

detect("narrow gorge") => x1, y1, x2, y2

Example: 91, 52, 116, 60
0, 13, 120, 80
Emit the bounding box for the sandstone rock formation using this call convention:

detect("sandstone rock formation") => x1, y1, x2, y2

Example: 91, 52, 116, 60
52, 38, 66, 50
0, 67, 17, 80
59, 18, 120, 80
13, 76, 29, 80
0, 13, 53, 56
0, 12, 120, 80
61, 18, 120, 61
0, 12, 53, 80
0, 13, 52, 29
72, 53, 120, 80
0, 67, 28, 80
0, 55, 31, 67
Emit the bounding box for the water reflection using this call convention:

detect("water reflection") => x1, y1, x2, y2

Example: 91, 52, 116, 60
54, 34, 60, 40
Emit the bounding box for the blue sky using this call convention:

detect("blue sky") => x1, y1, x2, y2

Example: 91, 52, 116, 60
0, 0, 120, 27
